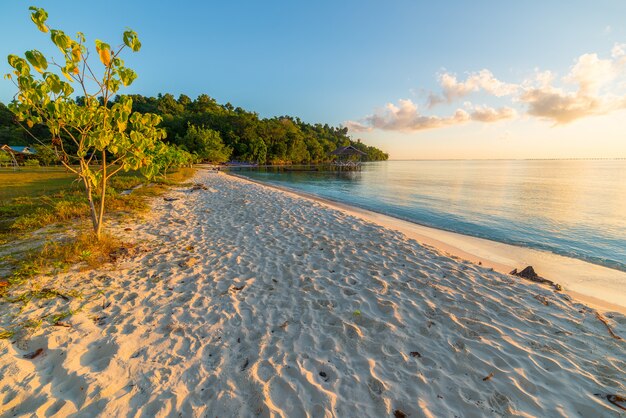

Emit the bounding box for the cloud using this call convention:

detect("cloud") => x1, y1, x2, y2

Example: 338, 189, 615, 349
520, 87, 602, 124
470, 105, 517, 122
347, 42, 626, 133
564, 53, 616, 94
612, 43, 626, 58
428, 69, 519, 106
519, 47, 626, 123
345, 99, 515, 132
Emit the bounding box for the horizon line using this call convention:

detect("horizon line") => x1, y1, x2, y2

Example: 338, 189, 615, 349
386, 157, 626, 162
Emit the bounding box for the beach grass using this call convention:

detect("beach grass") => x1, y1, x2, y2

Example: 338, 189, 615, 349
0, 167, 195, 238
0, 166, 196, 284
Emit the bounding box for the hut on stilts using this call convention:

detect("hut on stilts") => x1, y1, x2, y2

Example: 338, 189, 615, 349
329, 145, 366, 171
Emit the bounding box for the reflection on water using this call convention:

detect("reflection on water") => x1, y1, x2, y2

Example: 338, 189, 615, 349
233, 160, 626, 271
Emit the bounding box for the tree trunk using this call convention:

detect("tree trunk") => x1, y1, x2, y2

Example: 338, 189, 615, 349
83, 179, 99, 237
95, 151, 107, 240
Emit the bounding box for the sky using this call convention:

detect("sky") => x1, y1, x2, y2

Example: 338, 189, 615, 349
1, 1, 625, 159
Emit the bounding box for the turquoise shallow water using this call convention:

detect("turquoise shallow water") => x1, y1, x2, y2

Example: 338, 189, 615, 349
232, 160, 626, 272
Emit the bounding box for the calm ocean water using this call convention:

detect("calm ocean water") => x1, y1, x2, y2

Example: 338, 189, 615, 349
232, 160, 626, 272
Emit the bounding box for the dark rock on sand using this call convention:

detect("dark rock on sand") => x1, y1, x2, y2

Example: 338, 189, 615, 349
510, 266, 562, 291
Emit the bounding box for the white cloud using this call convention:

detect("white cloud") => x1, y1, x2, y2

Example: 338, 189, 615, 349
345, 99, 515, 132
347, 42, 626, 132
519, 47, 626, 123
563, 53, 616, 94
470, 105, 517, 122
428, 69, 519, 106
520, 87, 601, 124
612, 43, 626, 58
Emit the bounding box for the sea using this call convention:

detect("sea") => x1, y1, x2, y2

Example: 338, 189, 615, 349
231, 160, 626, 272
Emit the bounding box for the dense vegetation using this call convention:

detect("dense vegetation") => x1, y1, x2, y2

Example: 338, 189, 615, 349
0, 94, 388, 165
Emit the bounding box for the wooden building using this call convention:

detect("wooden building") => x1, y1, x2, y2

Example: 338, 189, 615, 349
329, 145, 366, 171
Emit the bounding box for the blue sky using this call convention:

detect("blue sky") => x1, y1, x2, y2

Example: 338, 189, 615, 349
1, 1, 625, 159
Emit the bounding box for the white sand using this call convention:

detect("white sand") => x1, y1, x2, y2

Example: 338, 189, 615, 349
236, 175, 626, 314
1, 170, 624, 417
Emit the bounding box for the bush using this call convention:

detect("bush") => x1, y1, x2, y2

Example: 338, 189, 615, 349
23, 159, 40, 167
0, 152, 12, 167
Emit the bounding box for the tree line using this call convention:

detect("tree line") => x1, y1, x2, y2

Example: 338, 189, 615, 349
0, 94, 388, 165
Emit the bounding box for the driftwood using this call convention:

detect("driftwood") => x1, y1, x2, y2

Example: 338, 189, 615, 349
23, 348, 44, 359
595, 393, 626, 411
594, 311, 623, 340
510, 266, 562, 291
607, 395, 626, 411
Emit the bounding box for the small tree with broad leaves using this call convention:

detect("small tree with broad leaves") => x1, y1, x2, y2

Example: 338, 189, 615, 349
6, 7, 169, 239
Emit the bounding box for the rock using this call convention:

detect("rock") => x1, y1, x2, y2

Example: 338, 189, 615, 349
394, 410, 407, 418
190, 183, 208, 192
516, 266, 539, 280
511, 265, 562, 292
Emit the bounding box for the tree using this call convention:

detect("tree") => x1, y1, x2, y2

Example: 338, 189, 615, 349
147, 142, 194, 179
6, 7, 167, 238
248, 137, 267, 164
32, 143, 57, 166
178, 124, 232, 163
0, 151, 12, 167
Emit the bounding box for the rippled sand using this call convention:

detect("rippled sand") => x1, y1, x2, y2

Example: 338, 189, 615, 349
1, 171, 624, 417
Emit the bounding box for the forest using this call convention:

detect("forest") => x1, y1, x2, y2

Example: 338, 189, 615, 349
0, 94, 388, 165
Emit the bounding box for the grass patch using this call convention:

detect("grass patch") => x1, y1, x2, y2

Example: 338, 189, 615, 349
1, 166, 196, 283
48, 309, 74, 324
0, 167, 77, 201
1, 166, 195, 236
0, 329, 15, 340
5, 287, 82, 305
40, 232, 122, 269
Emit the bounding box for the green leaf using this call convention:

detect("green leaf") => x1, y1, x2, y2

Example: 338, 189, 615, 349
44, 73, 62, 94
29, 7, 49, 33
25, 50, 48, 73
117, 67, 137, 86
7, 55, 31, 75
123, 30, 142, 52
50, 30, 71, 51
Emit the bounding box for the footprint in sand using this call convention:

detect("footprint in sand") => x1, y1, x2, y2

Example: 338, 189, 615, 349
80, 339, 119, 373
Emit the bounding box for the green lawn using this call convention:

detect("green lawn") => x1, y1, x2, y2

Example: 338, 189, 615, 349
0, 167, 78, 201
0, 166, 153, 237
0, 166, 195, 238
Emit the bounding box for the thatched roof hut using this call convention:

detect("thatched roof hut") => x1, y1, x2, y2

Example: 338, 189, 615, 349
329, 145, 366, 158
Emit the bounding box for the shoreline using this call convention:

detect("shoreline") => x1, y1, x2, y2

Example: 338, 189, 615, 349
225, 171, 626, 314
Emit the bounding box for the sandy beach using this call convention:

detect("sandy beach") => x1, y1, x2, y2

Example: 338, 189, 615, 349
233, 173, 626, 315
1, 170, 625, 417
